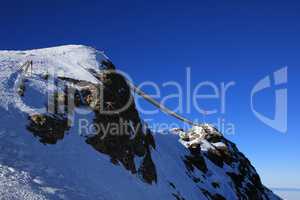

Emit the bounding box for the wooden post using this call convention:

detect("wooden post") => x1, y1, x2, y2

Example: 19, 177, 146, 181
30, 61, 33, 76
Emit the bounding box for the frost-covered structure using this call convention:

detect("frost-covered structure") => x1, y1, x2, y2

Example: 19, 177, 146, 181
0, 45, 281, 200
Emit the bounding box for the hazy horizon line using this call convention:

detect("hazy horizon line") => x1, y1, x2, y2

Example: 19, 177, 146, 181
271, 188, 300, 192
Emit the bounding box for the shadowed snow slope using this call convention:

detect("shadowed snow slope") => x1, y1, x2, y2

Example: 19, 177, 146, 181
0, 45, 281, 200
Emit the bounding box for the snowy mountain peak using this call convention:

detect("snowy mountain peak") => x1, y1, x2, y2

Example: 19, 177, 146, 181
0, 45, 109, 114
0, 44, 108, 83
0, 45, 281, 200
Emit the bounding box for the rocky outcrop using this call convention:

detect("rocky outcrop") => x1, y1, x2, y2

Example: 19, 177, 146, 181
27, 114, 70, 144
176, 125, 279, 200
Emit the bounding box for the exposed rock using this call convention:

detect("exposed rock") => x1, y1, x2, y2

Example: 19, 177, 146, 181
212, 181, 220, 189
27, 114, 70, 144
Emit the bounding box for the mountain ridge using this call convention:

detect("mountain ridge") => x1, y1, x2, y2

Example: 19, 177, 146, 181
0, 45, 281, 200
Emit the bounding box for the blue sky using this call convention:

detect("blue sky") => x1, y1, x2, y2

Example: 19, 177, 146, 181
0, 0, 299, 188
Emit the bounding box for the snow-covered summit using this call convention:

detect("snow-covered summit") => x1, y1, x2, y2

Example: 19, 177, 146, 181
0, 45, 109, 85
0, 45, 281, 200
0, 45, 107, 83
0, 45, 108, 114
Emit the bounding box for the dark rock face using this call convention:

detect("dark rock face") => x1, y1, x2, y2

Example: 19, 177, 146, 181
206, 148, 224, 168
27, 114, 70, 144
201, 188, 226, 200
85, 64, 157, 184
183, 153, 208, 174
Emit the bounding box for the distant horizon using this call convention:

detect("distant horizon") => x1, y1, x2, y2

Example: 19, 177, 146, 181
272, 188, 300, 192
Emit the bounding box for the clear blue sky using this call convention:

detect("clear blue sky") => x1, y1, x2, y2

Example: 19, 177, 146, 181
1, 0, 299, 188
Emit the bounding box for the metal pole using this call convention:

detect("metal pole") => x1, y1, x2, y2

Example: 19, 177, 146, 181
128, 81, 200, 127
